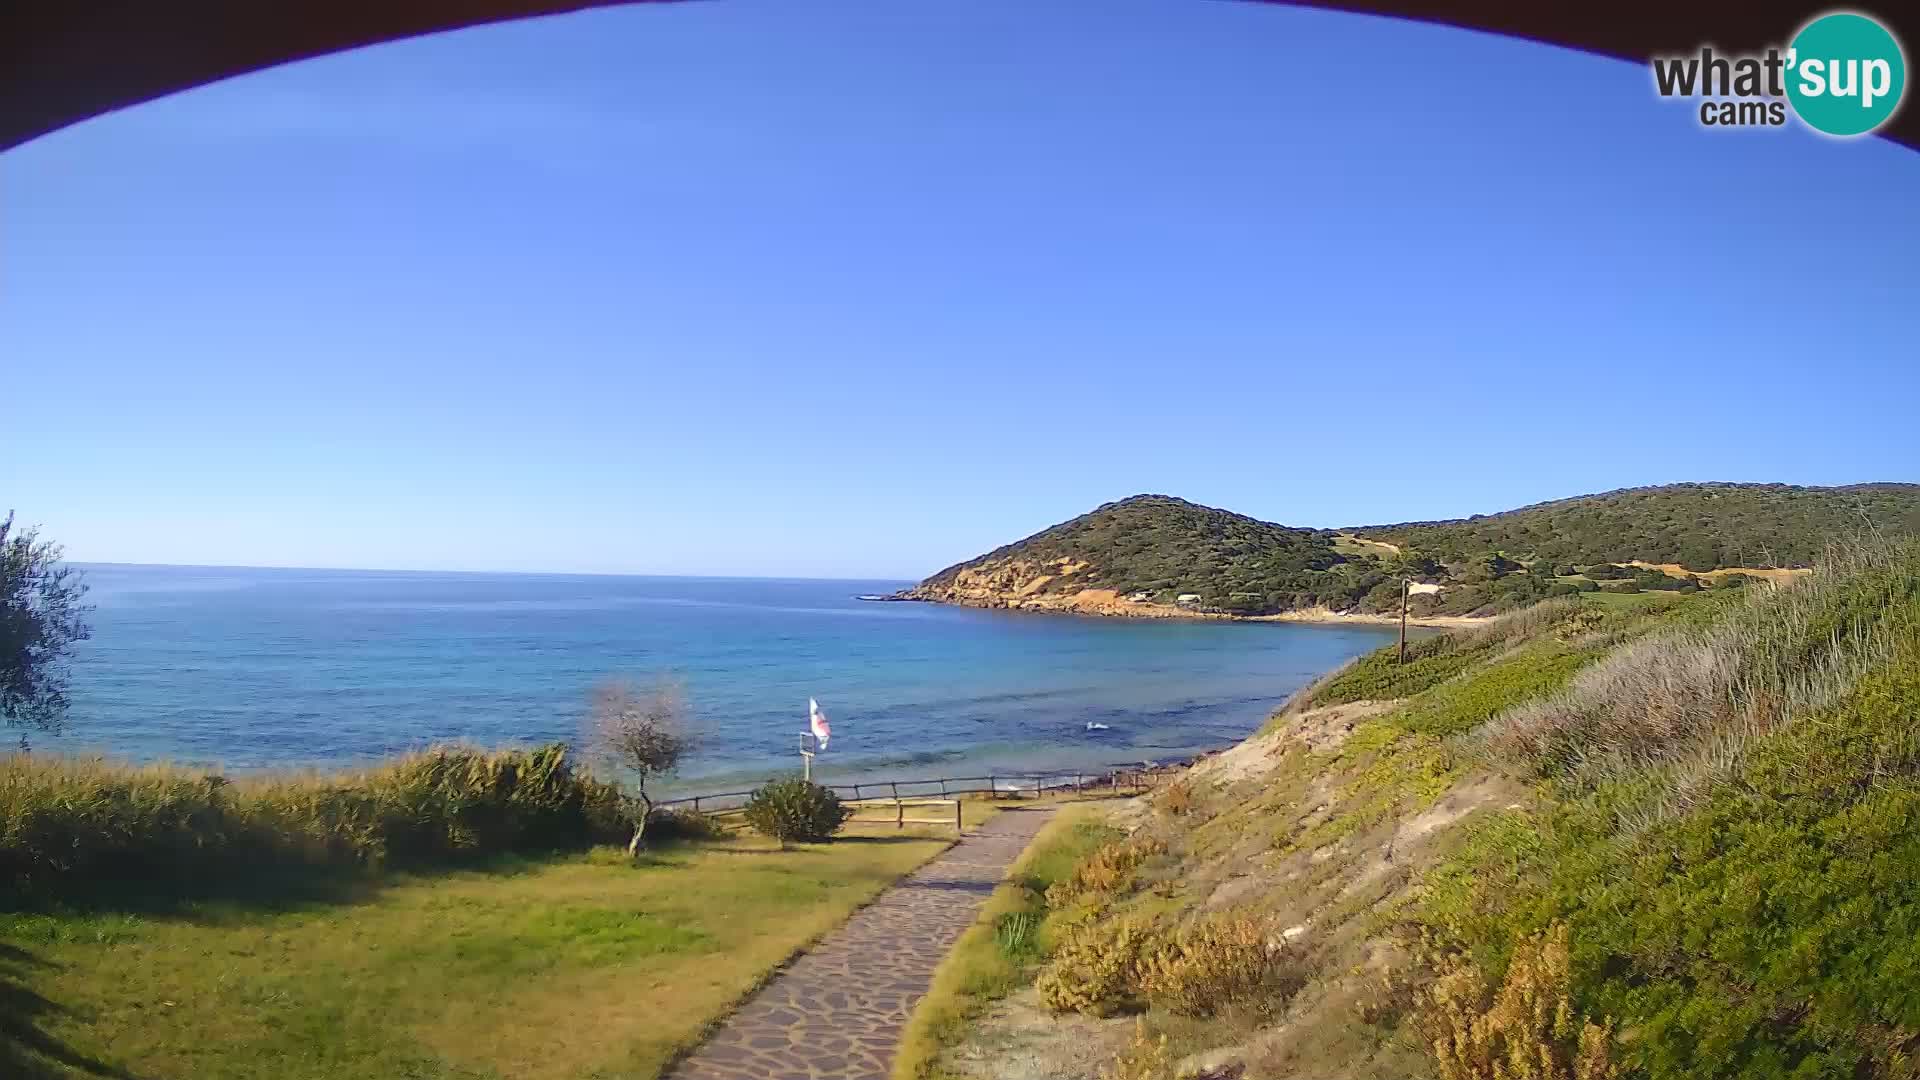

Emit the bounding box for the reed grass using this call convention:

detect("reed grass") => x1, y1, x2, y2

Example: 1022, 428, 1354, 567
0, 743, 630, 893
1480, 536, 1920, 820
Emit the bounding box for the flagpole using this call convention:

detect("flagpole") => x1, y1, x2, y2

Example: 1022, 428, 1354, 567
1399, 577, 1409, 665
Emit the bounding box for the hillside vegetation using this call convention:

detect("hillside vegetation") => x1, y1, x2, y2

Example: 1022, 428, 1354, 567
911, 537, 1920, 1080
905, 484, 1920, 618
1355, 482, 1920, 571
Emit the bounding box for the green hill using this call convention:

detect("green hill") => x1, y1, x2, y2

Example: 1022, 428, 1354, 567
906, 495, 1346, 613
905, 484, 1920, 619
904, 538, 1920, 1080
1354, 482, 1920, 570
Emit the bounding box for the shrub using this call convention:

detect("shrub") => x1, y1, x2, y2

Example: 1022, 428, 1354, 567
1154, 778, 1196, 817
1137, 910, 1293, 1018
1036, 916, 1157, 1015
1044, 834, 1166, 909
1099, 1019, 1175, 1080
741, 776, 849, 847
1416, 924, 1619, 1080
643, 805, 722, 845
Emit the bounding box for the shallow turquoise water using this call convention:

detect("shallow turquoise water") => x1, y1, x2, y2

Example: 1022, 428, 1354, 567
56, 564, 1395, 788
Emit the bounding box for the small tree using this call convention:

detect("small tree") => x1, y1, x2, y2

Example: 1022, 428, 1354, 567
583, 678, 693, 856
1, 513, 93, 748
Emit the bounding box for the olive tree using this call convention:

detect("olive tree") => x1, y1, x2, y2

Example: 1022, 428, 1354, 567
582, 678, 693, 856
1, 513, 92, 748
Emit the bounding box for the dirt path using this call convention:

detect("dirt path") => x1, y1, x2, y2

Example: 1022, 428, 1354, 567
665, 807, 1057, 1080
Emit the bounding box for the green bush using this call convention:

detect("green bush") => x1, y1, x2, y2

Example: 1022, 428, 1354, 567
741, 777, 849, 846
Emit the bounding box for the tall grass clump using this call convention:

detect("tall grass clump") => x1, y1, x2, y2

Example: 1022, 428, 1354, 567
1482, 536, 1920, 815
0, 743, 630, 893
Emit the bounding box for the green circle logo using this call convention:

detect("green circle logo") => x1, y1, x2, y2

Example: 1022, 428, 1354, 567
1786, 12, 1907, 136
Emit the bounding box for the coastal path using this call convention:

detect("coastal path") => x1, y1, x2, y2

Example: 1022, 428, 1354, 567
663, 806, 1057, 1080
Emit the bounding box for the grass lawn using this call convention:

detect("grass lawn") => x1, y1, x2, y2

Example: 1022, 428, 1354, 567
3, 818, 993, 1080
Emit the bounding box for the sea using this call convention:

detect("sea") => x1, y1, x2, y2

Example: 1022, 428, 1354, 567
52, 564, 1397, 793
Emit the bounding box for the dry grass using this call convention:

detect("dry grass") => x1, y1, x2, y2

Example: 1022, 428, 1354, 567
1625, 560, 1810, 585
1481, 537, 1920, 820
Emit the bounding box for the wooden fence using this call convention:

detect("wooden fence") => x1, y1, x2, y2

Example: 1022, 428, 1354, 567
694, 795, 970, 833
655, 761, 1190, 823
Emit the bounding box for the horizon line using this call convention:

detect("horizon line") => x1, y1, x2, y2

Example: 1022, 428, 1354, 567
68, 559, 920, 585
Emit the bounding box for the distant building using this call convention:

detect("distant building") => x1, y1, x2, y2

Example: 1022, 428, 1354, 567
1175, 593, 1202, 605
1127, 591, 1152, 603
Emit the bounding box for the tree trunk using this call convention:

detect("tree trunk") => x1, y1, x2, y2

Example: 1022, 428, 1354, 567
626, 794, 653, 858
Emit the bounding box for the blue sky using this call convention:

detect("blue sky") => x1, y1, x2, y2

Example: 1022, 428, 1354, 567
4, 0, 1917, 579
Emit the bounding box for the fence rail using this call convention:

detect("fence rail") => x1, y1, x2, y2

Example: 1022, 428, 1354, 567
696, 794, 971, 832
655, 759, 1193, 818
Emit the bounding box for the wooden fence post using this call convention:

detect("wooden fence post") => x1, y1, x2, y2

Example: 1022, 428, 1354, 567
896, 800, 904, 829
954, 799, 963, 831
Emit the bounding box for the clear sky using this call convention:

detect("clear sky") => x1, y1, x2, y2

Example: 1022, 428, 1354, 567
4, 0, 1917, 579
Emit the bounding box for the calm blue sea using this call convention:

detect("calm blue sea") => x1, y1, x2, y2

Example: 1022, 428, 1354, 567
55, 565, 1395, 790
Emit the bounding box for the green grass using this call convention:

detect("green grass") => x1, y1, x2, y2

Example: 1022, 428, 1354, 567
1577, 589, 1685, 611
892, 808, 1122, 1080
1394, 644, 1599, 737
2, 830, 967, 1080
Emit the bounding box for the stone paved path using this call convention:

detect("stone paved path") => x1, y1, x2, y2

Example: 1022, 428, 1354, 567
665, 806, 1057, 1080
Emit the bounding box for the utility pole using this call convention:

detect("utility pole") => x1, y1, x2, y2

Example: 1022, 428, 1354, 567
1398, 577, 1409, 665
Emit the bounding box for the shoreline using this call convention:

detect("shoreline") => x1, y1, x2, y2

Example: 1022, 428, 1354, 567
1247, 605, 1492, 629
891, 592, 1490, 629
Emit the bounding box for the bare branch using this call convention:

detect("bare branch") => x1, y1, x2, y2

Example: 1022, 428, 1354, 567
581, 677, 695, 855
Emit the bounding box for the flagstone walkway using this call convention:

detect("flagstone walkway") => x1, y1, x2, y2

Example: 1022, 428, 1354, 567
665, 806, 1058, 1080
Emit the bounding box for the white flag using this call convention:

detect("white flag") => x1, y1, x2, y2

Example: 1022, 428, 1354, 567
1407, 581, 1444, 596
808, 697, 831, 751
